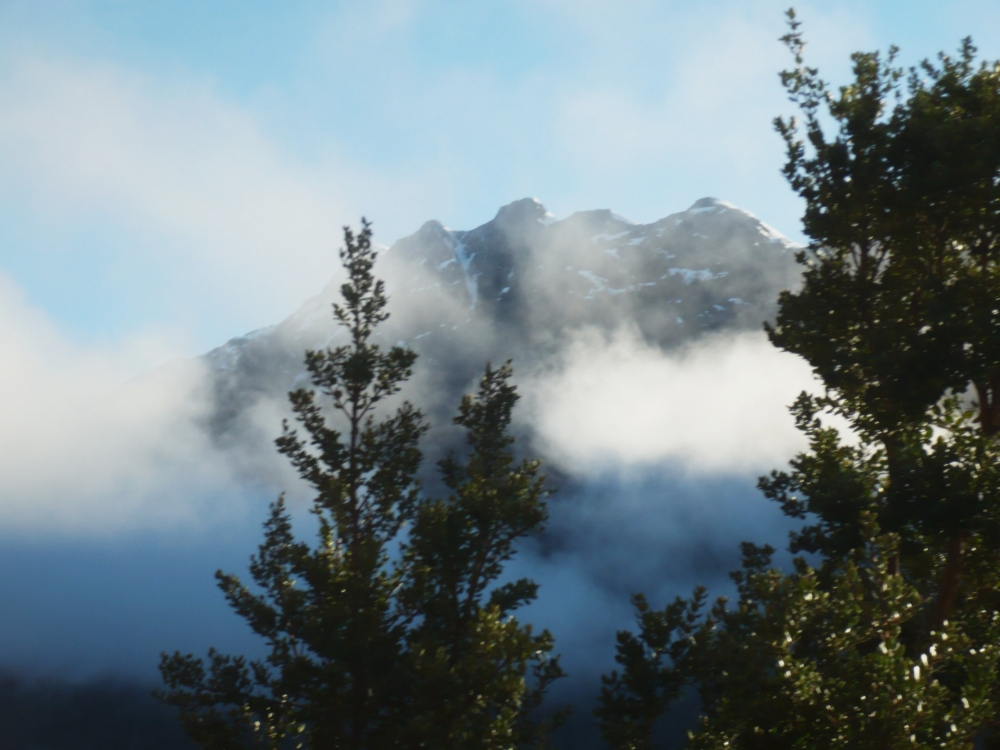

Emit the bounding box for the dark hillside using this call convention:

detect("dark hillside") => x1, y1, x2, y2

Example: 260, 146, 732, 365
0, 674, 194, 750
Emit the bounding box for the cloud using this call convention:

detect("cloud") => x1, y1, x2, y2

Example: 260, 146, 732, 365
525, 327, 818, 475
0, 1, 881, 353
499, 327, 825, 695
0, 54, 350, 334
0, 50, 470, 344
525, 0, 877, 227
0, 273, 279, 534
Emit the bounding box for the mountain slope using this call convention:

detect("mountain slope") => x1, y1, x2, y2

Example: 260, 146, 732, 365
194, 197, 805, 748
203, 196, 801, 445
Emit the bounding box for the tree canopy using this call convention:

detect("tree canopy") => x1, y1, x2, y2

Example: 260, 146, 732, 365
157, 220, 563, 749
597, 12, 1000, 749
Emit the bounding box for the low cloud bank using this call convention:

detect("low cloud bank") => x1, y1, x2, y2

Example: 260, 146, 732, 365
0, 288, 822, 537
0, 273, 822, 725
524, 327, 819, 476
0, 274, 269, 534
505, 329, 822, 720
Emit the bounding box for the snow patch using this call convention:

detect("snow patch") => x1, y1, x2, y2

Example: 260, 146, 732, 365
592, 230, 630, 242
578, 269, 635, 297
667, 268, 728, 284
757, 221, 797, 249
452, 239, 479, 309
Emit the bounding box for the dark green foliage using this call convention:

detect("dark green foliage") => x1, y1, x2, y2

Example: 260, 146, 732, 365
765, 10, 1000, 634
758, 392, 886, 558
761, 395, 1000, 571
158, 221, 562, 749
595, 590, 706, 750
685, 516, 1000, 749
400, 362, 566, 749
597, 12, 1000, 749
770, 12, 1000, 438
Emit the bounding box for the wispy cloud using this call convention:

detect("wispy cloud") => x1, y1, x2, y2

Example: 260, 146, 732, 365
525, 328, 817, 475
0, 55, 349, 335
0, 273, 276, 534
0, 0, 878, 349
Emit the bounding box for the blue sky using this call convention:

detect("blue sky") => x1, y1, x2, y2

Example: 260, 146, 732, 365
1, 0, 998, 353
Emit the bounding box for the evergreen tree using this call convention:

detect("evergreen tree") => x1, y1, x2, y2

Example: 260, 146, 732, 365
599, 518, 1000, 749
158, 220, 562, 749
399, 362, 566, 749
597, 12, 1000, 749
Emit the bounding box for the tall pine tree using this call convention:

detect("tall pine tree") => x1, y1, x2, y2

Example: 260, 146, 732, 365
597, 12, 1000, 749
158, 220, 563, 749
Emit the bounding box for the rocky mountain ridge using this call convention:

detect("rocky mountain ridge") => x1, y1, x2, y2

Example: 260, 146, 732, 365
204, 197, 802, 444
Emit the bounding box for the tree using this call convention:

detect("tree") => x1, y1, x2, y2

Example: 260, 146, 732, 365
601, 519, 1000, 750
397, 362, 568, 748
597, 12, 1000, 749
157, 220, 563, 749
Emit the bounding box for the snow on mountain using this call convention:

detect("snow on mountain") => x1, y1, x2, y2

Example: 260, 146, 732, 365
203, 197, 802, 444
192, 198, 806, 750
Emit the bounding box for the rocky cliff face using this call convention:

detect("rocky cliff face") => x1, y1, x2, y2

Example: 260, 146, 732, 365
203, 197, 801, 448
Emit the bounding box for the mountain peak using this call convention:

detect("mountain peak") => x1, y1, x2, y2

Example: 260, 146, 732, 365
204, 195, 804, 443
493, 197, 551, 228
687, 197, 735, 214
414, 219, 450, 240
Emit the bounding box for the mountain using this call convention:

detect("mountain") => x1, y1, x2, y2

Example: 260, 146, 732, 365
0, 198, 805, 750
203, 196, 802, 448
193, 197, 805, 748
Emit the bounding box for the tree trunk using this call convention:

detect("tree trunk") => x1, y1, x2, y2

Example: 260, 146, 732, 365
931, 534, 966, 630
975, 374, 1000, 437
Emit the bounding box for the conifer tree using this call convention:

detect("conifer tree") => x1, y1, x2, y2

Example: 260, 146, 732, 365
597, 12, 1000, 749
157, 220, 562, 749
399, 362, 566, 749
